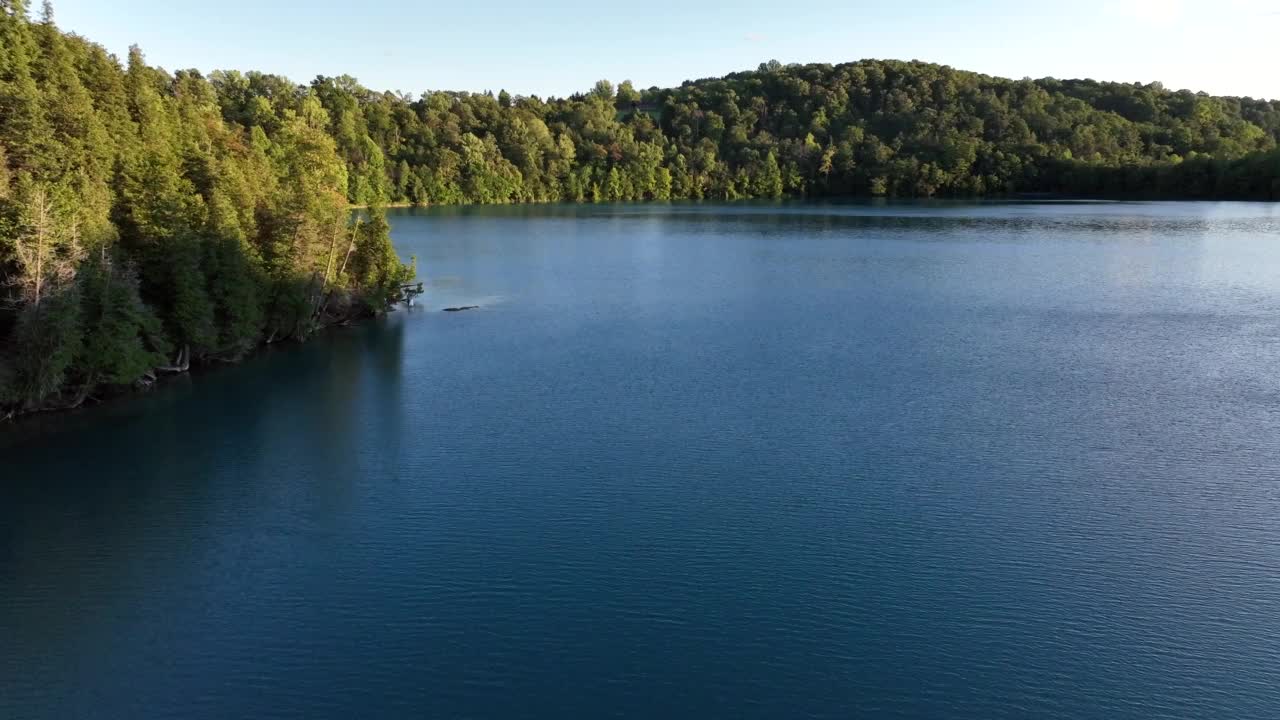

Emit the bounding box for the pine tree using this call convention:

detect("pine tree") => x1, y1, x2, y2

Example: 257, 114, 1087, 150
75, 253, 166, 391
117, 45, 215, 353
31, 6, 115, 243
3, 283, 81, 409
0, 0, 49, 173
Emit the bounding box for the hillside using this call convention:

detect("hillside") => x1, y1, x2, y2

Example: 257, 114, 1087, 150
281, 59, 1280, 204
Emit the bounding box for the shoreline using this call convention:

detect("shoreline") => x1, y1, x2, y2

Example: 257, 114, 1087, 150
0, 305, 399, 428
350, 191, 1278, 211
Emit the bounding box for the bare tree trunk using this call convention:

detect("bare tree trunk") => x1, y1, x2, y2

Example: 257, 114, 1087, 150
28, 186, 51, 308
33, 201, 43, 307
64, 382, 96, 410
155, 345, 190, 374
322, 215, 342, 289
337, 218, 361, 279
317, 218, 362, 322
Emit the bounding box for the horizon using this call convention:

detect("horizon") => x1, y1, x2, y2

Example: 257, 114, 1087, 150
48, 0, 1280, 102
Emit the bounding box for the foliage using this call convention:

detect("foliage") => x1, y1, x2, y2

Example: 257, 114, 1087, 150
280, 60, 1277, 205
0, 5, 413, 413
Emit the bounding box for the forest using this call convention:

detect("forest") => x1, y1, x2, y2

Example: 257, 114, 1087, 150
0, 2, 414, 417
2, 0, 1279, 416
309, 62, 1279, 206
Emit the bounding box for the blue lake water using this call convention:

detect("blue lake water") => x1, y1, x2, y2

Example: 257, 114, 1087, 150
3, 201, 1280, 719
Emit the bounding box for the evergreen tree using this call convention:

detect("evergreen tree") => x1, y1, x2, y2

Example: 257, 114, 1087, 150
0, 6, 413, 415
3, 283, 81, 409
75, 253, 166, 391
0, 0, 52, 176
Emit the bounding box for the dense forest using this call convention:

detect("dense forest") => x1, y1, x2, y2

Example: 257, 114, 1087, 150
306, 63, 1279, 206
0, 2, 414, 417
228, 65, 1280, 206
3, 2, 1279, 416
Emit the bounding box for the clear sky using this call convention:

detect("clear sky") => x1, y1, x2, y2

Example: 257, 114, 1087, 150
49, 0, 1280, 100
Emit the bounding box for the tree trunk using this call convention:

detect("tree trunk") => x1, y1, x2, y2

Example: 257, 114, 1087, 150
337, 218, 361, 279
318, 218, 361, 321
31, 187, 49, 308
155, 344, 190, 374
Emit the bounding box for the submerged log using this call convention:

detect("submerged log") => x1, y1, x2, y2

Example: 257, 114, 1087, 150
442, 305, 478, 312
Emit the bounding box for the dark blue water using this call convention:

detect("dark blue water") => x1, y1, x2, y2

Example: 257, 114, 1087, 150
4, 202, 1280, 719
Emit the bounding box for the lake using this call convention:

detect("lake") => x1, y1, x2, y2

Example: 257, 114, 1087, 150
3, 201, 1280, 719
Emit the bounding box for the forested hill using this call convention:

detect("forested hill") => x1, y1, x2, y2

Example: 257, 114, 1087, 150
242, 62, 1278, 207
295, 60, 1280, 205
2, 3, 1279, 415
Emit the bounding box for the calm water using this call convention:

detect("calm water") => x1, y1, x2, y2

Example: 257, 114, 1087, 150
4, 202, 1280, 719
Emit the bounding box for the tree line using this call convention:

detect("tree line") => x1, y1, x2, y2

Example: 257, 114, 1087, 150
274, 60, 1277, 206
3, 1, 1279, 415
0, 1, 413, 417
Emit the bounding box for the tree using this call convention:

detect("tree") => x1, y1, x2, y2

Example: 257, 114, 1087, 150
591, 79, 614, 101
616, 80, 640, 107
0, 0, 49, 173
3, 282, 81, 409
346, 205, 414, 311
3, 176, 82, 308
756, 151, 783, 198
75, 253, 166, 390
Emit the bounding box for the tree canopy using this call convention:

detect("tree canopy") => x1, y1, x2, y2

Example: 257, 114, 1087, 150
271, 60, 1278, 206
0, 3, 413, 415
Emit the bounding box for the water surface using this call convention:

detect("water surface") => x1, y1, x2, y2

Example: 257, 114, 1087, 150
4, 201, 1280, 719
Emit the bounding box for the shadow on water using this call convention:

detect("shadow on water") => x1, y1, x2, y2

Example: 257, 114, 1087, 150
0, 315, 409, 713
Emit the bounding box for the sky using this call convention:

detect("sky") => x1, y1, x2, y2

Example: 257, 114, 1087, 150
49, 0, 1280, 100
